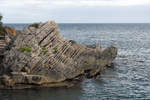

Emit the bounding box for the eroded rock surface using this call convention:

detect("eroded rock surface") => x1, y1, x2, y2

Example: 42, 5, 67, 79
0, 21, 117, 89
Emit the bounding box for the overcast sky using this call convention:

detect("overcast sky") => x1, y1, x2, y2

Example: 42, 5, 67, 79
0, 0, 150, 23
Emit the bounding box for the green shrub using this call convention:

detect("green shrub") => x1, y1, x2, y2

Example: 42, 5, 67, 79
30, 23, 39, 28
84, 61, 89, 65
39, 47, 48, 56
19, 46, 32, 53
0, 14, 3, 35
26, 47, 32, 52
43, 47, 48, 55
53, 46, 58, 53
19, 47, 26, 52
42, 47, 48, 55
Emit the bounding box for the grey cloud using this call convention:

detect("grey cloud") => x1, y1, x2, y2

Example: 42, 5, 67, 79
0, 0, 150, 23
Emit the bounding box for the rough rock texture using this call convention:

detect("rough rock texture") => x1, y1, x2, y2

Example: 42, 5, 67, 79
0, 35, 6, 55
4, 26, 17, 36
3, 26, 19, 46
0, 21, 117, 89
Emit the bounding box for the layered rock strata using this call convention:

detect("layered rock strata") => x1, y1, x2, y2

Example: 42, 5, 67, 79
0, 21, 117, 89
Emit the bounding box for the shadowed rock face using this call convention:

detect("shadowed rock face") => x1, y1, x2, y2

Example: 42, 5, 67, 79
0, 21, 117, 89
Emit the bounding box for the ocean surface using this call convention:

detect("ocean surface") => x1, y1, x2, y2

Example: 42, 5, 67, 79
1, 23, 150, 100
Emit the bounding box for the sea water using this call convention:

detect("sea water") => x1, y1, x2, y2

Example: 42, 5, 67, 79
1, 23, 150, 100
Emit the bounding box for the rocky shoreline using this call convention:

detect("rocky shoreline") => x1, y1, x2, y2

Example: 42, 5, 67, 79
0, 21, 117, 89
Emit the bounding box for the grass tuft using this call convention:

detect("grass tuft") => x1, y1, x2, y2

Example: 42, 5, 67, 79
53, 46, 58, 53
19, 46, 32, 53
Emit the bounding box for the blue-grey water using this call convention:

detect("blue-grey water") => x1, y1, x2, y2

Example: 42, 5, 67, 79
1, 23, 150, 100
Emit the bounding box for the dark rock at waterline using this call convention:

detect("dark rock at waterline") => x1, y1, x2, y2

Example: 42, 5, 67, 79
0, 21, 117, 89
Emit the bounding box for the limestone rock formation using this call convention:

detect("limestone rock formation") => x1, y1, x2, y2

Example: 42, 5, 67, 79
0, 21, 117, 89
0, 26, 18, 61
4, 26, 17, 36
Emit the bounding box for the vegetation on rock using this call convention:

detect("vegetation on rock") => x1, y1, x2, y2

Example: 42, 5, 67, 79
84, 61, 89, 65
30, 23, 39, 28
53, 46, 58, 53
40, 47, 48, 55
19, 46, 32, 53
0, 14, 3, 35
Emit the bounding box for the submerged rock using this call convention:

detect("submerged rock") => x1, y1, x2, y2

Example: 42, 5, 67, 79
0, 21, 117, 89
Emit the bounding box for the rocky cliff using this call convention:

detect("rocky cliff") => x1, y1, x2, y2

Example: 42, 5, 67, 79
0, 21, 117, 89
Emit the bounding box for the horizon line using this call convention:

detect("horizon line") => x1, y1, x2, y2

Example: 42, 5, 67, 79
4, 22, 150, 24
